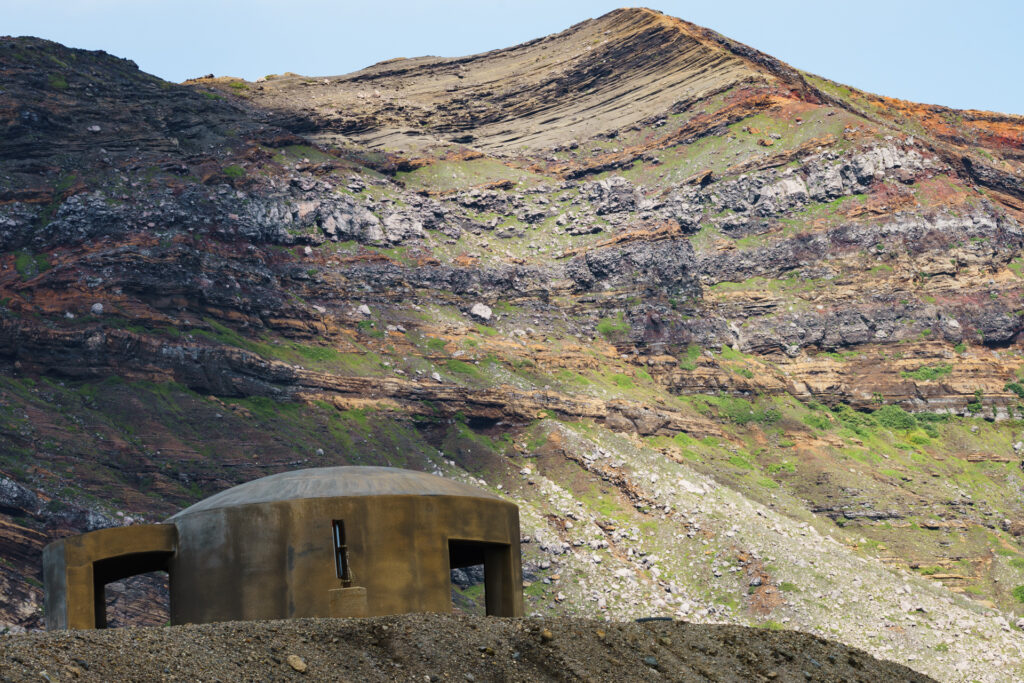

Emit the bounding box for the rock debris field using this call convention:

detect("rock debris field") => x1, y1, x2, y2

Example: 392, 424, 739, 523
0, 613, 934, 682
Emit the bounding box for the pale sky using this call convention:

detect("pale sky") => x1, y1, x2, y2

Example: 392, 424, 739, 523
2, 0, 1021, 114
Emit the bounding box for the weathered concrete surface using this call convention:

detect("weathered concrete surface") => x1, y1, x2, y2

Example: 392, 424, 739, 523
43, 524, 176, 630
44, 467, 522, 629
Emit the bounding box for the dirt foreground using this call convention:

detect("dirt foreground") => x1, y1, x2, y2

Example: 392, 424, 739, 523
0, 613, 934, 682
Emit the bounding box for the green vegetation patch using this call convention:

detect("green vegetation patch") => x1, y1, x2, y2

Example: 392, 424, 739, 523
901, 364, 952, 382
757, 620, 786, 631
14, 251, 51, 280
425, 337, 448, 353
906, 429, 931, 445
395, 157, 543, 193
728, 454, 754, 470
678, 344, 702, 371
190, 318, 391, 375
803, 414, 832, 431
873, 405, 918, 431
1005, 382, 1024, 399
830, 404, 876, 434
705, 396, 780, 426
596, 312, 630, 339
446, 359, 483, 379
610, 374, 634, 388
356, 320, 383, 338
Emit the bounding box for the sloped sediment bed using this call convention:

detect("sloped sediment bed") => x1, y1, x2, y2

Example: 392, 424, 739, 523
0, 613, 932, 682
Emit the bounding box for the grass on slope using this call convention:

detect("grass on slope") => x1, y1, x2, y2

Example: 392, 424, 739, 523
396, 158, 545, 192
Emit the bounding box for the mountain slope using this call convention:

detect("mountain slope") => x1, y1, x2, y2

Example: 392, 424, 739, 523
2, 8, 1024, 681
240, 8, 790, 152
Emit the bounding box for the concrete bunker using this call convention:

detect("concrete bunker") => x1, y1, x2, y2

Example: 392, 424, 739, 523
43, 466, 523, 629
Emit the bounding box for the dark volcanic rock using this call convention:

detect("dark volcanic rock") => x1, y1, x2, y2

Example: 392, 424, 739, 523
567, 239, 700, 298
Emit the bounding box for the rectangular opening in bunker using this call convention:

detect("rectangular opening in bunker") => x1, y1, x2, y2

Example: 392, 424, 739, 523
332, 520, 351, 586
91, 550, 173, 629
449, 539, 515, 616
448, 539, 486, 616
101, 570, 170, 629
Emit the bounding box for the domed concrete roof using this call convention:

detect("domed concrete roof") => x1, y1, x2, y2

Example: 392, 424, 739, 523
168, 466, 501, 520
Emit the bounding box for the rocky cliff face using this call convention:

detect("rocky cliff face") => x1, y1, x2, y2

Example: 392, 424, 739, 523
2, 8, 1024, 680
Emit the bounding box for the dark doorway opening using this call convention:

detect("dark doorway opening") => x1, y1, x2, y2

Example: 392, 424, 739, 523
92, 551, 172, 628
448, 539, 514, 616
102, 571, 170, 628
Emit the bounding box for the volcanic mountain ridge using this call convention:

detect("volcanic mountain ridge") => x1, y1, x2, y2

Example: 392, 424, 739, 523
2, 7, 1024, 681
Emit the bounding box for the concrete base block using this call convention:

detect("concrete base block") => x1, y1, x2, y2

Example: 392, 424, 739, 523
329, 587, 368, 618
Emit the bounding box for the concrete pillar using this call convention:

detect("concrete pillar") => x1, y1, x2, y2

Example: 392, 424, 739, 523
43, 525, 177, 630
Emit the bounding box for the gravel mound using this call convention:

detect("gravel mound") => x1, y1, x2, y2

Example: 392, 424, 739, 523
0, 613, 934, 682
